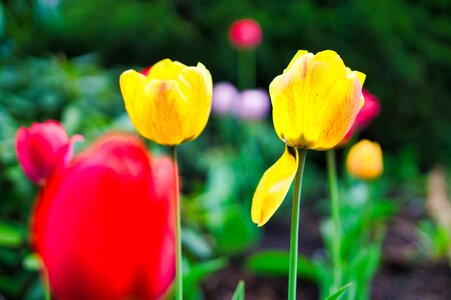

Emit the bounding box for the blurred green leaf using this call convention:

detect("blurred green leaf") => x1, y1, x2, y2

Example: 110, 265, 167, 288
325, 282, 352, 300
0, 222, 26, 247
23, 253, 42, 271
206, 206, 259, 255
231, 280, 245, 300
183, 257, 228, 300
245, 250, 319, 282
182, 228, 213, 259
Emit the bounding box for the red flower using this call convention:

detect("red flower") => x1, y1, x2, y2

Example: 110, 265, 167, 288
228, 19, 263, 49
15, 120, 82, 185
32, 134, 175, 300
340, 89, 381, 144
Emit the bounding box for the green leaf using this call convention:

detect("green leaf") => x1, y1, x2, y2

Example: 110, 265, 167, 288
231, 280, 245, 300
325, 282, 353, 300
183, 258, 228, 300
0, 222, 26, 247
181, 227, 213, 259
245, 250, 319, 282
23, 253, 42, 271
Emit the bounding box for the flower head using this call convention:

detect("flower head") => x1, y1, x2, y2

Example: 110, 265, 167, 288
120, 59, 213, 146
346, 139, 383, 181
15, 120, 82, 185
270, 50, 365, 150
228, 19, 263, 49
252, 50, 366, 226
32, 134, 175, 299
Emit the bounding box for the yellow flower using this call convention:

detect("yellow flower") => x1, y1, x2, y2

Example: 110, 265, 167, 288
346, 139, 383, 181
120, 59, 213, 146
271, 50, 366, 150
252, 50, 365, 226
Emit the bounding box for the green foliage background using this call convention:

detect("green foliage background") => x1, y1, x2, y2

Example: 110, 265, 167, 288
4, 0, 451, 165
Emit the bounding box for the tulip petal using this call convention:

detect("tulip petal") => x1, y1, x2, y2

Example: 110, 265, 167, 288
148, 59, 186, 81
141, 79, 188, 145
270, 52, 314, 147
285, 50, 310, 72
177, 63, 213, 140
120, 69, 147, 125
251, 146, 299, 226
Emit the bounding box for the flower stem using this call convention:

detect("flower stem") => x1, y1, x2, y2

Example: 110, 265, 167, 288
238, 49, 256, 89
44, 267, 51, 300
327, 149, 342, 291
170, 146, 183, 300
288, 149, 307, 300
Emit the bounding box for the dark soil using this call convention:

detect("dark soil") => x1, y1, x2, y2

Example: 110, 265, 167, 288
203, 203, 451, 299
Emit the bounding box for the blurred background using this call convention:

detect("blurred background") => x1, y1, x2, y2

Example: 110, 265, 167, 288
1, 0, 451, 299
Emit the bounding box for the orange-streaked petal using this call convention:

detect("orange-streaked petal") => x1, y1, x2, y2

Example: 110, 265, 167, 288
177, 63, 213, 140
251, 146, 299, 226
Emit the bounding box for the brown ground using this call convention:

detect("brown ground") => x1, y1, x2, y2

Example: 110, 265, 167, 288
203, 206, 451, 299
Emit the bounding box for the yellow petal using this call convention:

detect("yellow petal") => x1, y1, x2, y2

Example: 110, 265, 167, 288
138, 79, 188, 145
270, 52, 314, 147
177, 63, 213, 140
251, 146, 299, 226
285, 50, 310, 72
119, 69, 147, 131
147, 59, 186, 81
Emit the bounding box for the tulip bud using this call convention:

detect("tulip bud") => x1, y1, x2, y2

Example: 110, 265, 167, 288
228, 19, 263, 49
340, 89, 381, 144
15, 120, 82, 185
346, 139, 383, 181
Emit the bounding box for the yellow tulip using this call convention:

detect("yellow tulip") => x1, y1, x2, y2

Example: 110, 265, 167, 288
120, 59, 213, 146
346, 139, 383, 181
252, 50, 365, 226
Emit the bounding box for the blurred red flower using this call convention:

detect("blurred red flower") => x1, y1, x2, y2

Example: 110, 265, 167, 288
32, 133, 175, 300
228, 19, 263, 49
15, 120, 82, 185
141, 66, 152, 76
340, 89, 381, 144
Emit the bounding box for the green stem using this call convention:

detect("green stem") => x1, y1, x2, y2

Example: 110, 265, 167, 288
171, 146, 183, 300
327, 149, 342, 291
44, 267, 51, 300
237, 49, 256, 89
288, 149, 307, 300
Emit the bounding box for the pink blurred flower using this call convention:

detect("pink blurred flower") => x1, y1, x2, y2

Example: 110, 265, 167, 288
15, 120, 82, 185
341, 89, 381, 144
32, 133, 175, 300
228, 19, 263, 49
234, 89, 270, 120
212, 81, 239, 115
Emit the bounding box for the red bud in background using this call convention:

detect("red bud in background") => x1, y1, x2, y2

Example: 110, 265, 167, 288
15, 120, 83, 185
228, 19, 263, 49
340, 89, 381, 144
32, 133, 175, 300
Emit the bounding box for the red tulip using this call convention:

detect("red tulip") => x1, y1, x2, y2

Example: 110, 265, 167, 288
340, 89, 381, 144
32, 134, 175, 300
228, 19, 263, 49
15, 120, 83, 185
